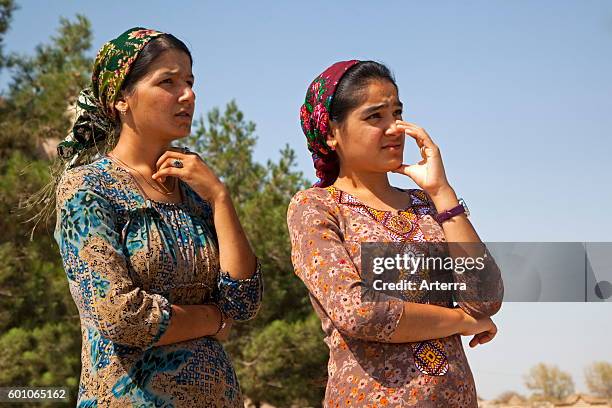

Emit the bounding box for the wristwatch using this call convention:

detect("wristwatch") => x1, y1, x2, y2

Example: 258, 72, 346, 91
434, 198, 470, 224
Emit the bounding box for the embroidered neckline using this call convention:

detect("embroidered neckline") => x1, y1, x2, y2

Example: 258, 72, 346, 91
324, 185, 432, 242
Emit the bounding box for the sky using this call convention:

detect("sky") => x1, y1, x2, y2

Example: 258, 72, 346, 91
2, 0, 611, 400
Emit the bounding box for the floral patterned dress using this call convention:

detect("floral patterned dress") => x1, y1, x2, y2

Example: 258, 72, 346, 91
287, 186, 503, 408
54, 157, 263, 408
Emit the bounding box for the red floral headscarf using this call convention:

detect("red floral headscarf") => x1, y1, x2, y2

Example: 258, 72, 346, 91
300, 60, 360, 187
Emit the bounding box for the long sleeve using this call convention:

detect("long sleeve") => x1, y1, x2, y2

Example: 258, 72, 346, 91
191, 189, 264, 322
54, 169, 172, 349
287, 189, 404, 343
451, 244, 504, 318
215, 261, 263, 321
418, 195, 504, 318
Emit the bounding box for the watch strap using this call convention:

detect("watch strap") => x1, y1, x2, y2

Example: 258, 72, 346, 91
434, 201, 466, 224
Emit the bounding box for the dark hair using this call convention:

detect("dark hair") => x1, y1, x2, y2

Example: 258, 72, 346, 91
314, 61, 397, 187
121, 33, 193, 95
329, 61, 397, 124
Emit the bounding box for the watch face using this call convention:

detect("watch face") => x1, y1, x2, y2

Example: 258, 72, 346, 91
459, 198, 470, 217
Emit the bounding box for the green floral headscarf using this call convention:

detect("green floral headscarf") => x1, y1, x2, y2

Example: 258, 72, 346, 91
56, 27, 164, 166
24, 28, 168, 234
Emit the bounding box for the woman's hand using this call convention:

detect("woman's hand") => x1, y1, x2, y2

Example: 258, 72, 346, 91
458, 310, 498, 348
153, 147, 227, 202
468, 328, 497, 348
391, 120, 452, 197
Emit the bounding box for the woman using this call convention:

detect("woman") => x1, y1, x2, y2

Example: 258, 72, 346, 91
288, 60, 503, 406
54, 28, 262, 407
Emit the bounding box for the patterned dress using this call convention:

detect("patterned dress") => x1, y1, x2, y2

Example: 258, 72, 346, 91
54, 157, 263, 408
287, 186, 503, 408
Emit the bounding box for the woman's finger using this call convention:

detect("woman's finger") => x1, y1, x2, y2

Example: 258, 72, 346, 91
391, 161, 425, 178
156, 156, 183, 179
476, 324, 498, 346
395, 120, 419, 128
405, 131, 425, 148
396, 121, 436, 146
391, 164, 413, 177
155, 151, 175, 170
478, 331, 495, 345
155, 160, 176, 183
156, 149, 188, 170
152, 166, 182, 181
156, 156, 191, 182
401, 129, 427, 149
469, 328, 498, 348
401, 127, 436, 148
470, 333, 487, 348
469, 335, 479, 348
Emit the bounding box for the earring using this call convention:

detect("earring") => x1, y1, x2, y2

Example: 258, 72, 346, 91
328, 141, 337, 151
118, 109, 127, 116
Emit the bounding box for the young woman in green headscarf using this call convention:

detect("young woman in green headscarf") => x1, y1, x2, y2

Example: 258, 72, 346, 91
53, 28, 262, 407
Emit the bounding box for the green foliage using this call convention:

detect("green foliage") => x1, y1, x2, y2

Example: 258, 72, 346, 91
239, 314, 329, 407
188, 102, 266, 205
0, 0, 17, 67
0, 323, 80, 403
0, 14, 95, 408
1, 14, 91, 159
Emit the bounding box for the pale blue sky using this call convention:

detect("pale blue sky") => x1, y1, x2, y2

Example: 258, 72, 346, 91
3, 0, 611, 399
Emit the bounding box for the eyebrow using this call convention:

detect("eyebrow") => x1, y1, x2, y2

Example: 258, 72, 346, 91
158, 70, 195, 80
362, 101, 403, 116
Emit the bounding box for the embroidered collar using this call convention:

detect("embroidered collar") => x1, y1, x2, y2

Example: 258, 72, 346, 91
325, 186, 432, 242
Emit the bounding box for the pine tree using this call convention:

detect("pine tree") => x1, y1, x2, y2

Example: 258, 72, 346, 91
0, 10, 92, 407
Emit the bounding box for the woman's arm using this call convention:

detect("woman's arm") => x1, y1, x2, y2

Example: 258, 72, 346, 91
154, 150, 263, 322
428, 187, 478, 243
208, 189, 262, 321
388, 302, 497, 347
393, 121, 504, 318
287, 189, 497, 347
154, 304, 230, 346
209, 188, 257, 280
56, 171, 172, 349
56, 169, 235, 348
427, 186, 504, 318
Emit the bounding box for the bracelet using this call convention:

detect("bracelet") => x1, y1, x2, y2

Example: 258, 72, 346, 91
207, 304, 226, 336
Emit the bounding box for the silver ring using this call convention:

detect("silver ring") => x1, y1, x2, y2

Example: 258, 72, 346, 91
182, 146, 190, 154
172, 159, 183, 168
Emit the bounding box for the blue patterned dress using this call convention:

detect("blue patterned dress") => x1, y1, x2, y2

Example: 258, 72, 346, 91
54, 156, 263, 408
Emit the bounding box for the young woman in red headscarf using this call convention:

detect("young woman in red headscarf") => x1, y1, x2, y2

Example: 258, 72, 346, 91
288, 60, 503, 407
